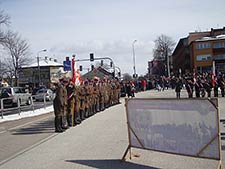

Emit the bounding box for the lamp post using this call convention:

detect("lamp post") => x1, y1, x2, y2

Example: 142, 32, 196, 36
132, 40, 137, 78
37, 49, 47, 87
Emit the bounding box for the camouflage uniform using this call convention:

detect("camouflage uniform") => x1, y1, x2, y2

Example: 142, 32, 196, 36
66, 81, 75, 127
78, 84, 86, 120
99, 81, 105, 111
53, 82, 67, 132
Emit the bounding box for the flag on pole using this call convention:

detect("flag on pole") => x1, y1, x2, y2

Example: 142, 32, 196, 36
193, 72, 197, 84
71, 55, 82, 85
211, 60, 215, 87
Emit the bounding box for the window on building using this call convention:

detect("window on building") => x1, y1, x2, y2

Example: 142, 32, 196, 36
196, 54, 211, 61
213, 42, 225, 48
196, 43, 211, 50
214, 55, 225, 60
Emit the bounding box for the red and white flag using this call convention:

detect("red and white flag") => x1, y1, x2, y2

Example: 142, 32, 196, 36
72, 55, 82, 85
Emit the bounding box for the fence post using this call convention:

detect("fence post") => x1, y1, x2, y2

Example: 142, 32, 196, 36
43, 94, 46, 109
18, 97, 21, 115
31, 95, 35, 112
0, 99, 3, 119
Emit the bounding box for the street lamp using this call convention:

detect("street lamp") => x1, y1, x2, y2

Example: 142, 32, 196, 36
37, 49, 47, 87
132, 40, 137, 78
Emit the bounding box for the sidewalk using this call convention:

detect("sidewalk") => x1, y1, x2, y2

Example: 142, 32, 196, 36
0, 90, 222, 169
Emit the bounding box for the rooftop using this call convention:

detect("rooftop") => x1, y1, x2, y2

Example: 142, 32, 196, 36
195, 34, 225, 42
22, 58, 63, 68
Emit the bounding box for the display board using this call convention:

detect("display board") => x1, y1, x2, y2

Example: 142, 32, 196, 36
125, 98, 220, 160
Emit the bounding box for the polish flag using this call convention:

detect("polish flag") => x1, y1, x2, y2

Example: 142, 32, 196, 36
72, 55, 82, 85
193, 72, 197, 84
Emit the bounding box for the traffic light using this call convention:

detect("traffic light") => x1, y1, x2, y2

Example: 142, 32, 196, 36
90, 53, 94, 61
79, 65, 83, 71
91, 65, 94, 70
112, 72, 115, 78
133, 74, 138, 78
118, 72, 121, 77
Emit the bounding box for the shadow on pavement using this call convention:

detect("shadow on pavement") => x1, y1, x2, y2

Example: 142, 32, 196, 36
66, 159, 159, 169
220, 119, 225, 124
11, 118, 55, 135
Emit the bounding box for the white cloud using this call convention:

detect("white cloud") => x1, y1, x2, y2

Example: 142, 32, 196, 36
49, 39, 154, 75
2, 0, 225, 75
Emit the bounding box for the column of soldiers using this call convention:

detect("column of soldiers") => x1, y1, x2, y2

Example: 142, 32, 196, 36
177, 72, 225, 98
52, 76, 121, 133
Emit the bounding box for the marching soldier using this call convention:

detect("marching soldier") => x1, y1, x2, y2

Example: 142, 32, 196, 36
74, 84, 82, 124
66, 79, 76, 127
93, 78, 100, 113
99, 80, 105, 111
218, 74, 225, 97
78, 82, 86, 120
115, 79, 121, 104
213, 76, 219, 97
61, 78, 69, 129
52, 77, 68, 132
84, 80, 91, 118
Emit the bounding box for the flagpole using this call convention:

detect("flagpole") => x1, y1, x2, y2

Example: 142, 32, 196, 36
212, 60, 215, 87
72, 54, 76, 83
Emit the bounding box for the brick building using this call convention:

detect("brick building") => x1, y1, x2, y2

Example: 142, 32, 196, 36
172, 27, 225, 75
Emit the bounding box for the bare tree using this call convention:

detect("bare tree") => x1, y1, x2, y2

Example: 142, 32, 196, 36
153, 34, 175, 77
123, 73, 132, 81
153, 34, 175, 60
2, 31, 31, 86
0, 10, 10, 44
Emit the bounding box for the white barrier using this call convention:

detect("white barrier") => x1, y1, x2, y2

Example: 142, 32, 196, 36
0, 93, 51, 119
123, 98, 221, 168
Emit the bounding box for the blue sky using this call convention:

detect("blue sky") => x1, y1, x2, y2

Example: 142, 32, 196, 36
1, 0, 225, 75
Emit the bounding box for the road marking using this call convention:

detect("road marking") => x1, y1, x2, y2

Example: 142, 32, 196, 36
0, 132, 58, 166
0, 113, 53, 134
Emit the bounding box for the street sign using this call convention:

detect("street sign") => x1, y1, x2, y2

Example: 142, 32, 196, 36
63, 60, 71, 71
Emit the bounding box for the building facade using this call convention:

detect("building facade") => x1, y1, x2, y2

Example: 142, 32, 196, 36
172, 27, 225, 75
192, 36, 225, 73
19, 58, 63, 87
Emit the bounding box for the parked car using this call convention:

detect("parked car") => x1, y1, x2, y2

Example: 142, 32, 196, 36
34, 88, 55, 101
0, 87, 31, 107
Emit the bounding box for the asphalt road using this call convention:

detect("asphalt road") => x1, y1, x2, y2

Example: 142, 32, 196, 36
0, 112, 55, 164
0, 89, 224, 169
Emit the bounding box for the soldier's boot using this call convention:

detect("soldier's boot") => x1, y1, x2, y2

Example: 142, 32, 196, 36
74, 112, 81, 125
76, 111, 82, 123
80, 110, 85, 120
88, 107, 92, 116
89, 107, 93, 116
67, 114, 72, 127
90, 107, 93, 116
101, 103, 105, 111
62, 115, 69, 130
92, 105, 96, 114
95, 103, 98, 112
55, 116, 63, 133
84, 108, 88, 118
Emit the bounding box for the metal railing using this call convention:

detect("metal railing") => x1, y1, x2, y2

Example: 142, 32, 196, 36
0, 93, 53, 119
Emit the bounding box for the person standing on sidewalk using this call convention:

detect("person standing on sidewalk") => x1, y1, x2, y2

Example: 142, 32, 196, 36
53, 77, 68, 132
175, 77, 182, 99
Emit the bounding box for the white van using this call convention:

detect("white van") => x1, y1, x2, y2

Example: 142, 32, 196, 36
0, 87, 31, 107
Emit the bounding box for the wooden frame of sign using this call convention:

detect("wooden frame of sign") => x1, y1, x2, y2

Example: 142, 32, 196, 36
122, 98, 221, 169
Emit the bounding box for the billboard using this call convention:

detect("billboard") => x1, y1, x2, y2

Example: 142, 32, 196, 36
124, 98, 221, 163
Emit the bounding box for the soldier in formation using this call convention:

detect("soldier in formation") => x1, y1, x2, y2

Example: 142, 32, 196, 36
52, 76, 121, 132
52, 77, 69, 132
180, 72, 225, 98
